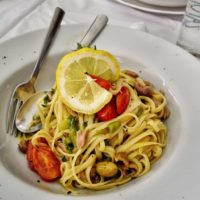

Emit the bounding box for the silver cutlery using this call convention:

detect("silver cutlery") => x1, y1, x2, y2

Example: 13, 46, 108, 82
6, 7, 65, 136
14, 14, 109, 134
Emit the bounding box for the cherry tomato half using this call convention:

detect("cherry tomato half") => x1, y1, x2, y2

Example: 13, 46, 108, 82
90, 75, 111, 90
97, 97, 117, 121
116, 86, 130, 115
26, 141, 36, 171
26, 140, 61, 182
35, 146, 61, 181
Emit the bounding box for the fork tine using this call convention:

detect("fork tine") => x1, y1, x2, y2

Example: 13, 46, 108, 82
8, 99, 22, 135
11, 124, 18, 137
6, 95, 17, 133
9, 99, 22, 135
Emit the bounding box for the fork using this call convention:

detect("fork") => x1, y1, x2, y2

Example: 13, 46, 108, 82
6, 7, 65, 136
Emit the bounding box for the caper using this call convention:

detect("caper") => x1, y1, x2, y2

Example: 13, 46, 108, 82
96, 161, 118, 177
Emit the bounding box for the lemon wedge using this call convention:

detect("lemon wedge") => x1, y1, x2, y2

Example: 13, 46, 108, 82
56, 48, 120, 114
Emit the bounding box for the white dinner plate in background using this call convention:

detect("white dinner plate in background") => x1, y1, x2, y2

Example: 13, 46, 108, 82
138, 0, 187, 7
0, 24, 200, 199
115, 0, 186, 15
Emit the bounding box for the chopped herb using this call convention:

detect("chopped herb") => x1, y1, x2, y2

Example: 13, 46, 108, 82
66, 143, 74, 153
62, 156, 67, 162
83, 121, 88, 128
43, 94, 51, 105
69, 131, 76, 148
50, 88, 55, 95
77, 43, 83, 50
68, 115, 77, 147
33, 114, 40, 121
64, 137, 74, 153
76, 43, 97, 50
69, 115, 76, 130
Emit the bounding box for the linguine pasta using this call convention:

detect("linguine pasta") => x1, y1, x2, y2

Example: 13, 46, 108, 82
28, 69, 169, 194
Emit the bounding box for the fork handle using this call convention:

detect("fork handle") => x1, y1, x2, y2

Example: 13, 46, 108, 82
80, 14, 108, 47
30, 7, 65, 84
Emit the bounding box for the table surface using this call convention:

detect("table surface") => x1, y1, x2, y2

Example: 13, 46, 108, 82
0, 0, 184, 43
1, 1, 200, 199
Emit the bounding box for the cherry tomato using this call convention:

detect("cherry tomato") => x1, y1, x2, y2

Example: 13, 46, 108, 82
97, 97, 117, 121
90, 75, 111, 90
37, 137, 48, 144
35, 145, 61, 181
32, 146, 39, 172
116, 86, 130, 115
26, 140, 61, 182
26, 141, 36, 171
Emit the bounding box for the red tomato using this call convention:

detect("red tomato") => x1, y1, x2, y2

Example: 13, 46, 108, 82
116, 86, 130, 115
26, 141, 36, 171
90, 75, 111, 90
97, 97, 117, 121
32, 146, 39, 172
35, 146, 61, 181
26, 140, 61, 182
37, 137, 48, 144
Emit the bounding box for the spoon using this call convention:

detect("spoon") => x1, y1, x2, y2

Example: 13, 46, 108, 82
15, 91, 48, 133
15, 14, 109, 134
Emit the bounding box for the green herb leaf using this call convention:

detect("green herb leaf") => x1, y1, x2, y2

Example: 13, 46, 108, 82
64, 137, 74, 153
62, 156, 67, 162
43, 94, 51, 105
69, 115, 76, 130
50, 88, 55, 95
76, 43, 97, 50
77, 43, 83, 50
83, 121, 88, 129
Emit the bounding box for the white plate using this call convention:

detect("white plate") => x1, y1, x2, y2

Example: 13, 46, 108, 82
138, 0, 187, 8
0, 24, 200, 200
115, 0, 186, 15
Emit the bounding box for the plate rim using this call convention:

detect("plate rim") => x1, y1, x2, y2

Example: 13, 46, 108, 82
115, 0, 185, 15
0, 24, 200, 199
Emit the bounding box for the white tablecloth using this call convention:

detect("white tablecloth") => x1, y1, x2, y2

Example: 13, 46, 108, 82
0, 0, 184, 44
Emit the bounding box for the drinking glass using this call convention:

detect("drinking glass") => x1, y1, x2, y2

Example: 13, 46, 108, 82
177, 0, 200, 56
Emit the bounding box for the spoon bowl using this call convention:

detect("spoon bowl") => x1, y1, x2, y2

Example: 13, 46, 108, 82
15, 91, 48, 133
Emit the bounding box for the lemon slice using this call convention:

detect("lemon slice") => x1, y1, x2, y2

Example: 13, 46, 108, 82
56, 48, 120, 114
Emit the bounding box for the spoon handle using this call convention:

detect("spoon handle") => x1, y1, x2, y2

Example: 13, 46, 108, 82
30, 7, 65, 84
80, 14, 108, 47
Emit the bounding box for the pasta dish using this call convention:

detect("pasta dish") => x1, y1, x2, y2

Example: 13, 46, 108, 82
18, 47, 170, 194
